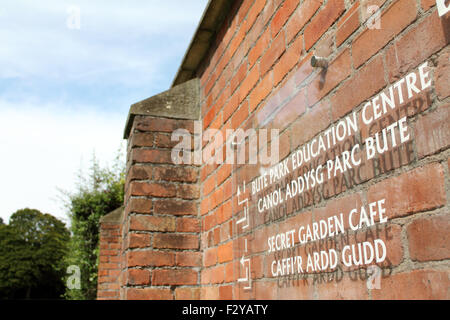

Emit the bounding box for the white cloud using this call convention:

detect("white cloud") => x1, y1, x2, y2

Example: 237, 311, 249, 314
0, 0, 209, 225
0, 0, 208, 86
0, 99, 125, 225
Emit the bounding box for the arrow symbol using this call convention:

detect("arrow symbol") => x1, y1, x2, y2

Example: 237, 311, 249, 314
237, 181, 247, 205
236, 205, 249, 229
436, 0, 450, 17
236, 181, 249, 229
238, 255, 251, 289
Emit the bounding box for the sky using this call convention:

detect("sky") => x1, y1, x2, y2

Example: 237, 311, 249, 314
0, 0, 208, 225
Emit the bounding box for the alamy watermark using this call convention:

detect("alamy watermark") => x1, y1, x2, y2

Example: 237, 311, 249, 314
171, 121, 280, 166
66, 265, 81, 289
66, 5, 81, 30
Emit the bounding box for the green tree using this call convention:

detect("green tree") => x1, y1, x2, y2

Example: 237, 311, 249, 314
63, 153, 124, 300
0, 208, 70, 299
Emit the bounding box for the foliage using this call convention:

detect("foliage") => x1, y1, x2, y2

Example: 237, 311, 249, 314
0, 208, 70, 299
62, 152, 125, 300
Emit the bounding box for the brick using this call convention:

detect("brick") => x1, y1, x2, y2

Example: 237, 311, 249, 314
260, 31, 286, 76
211, 265, 225, 284
372, 269, 449, 299
291, 100, 331, 149
219, 285, 233, 299
127, 250, 174, 267
153, 199, 197, 216
213, 228, 221, 246
354, 223, 404, 268
316, 276, 369, 299
134, 116, 194, 134
128, 166, 153, 181
201, 266, 212, 284
249, 70, 273, 112
97, 291, 118, 299
414, 104, 450, 158
220, 220, 233, 242
385, 12, 449, 81
130, 215, 175, 232
273, 34, 303, 86
177, 184, 200, 200
152, 269, 198, 286
128, 233, 151, 248
131, 132, 153, 147
100, 249, 120, 257
230, 62, 248, 96
127, 269, 150, 285
308, 48, 351, 106
272, 87, 307, 132
153, 166, 197, 183
203, 104, 218, 130
154, 132, 180, 149
336, 2, 360, 46
201, 195, 210, 216
304, 0, 345, 50
435, 50, 450, 99
407, 214, 450, 261
254, 281, 278, 299
368, 163, 446, 218
278, 279, 315, 299
223, 179, 232, 202
236, 0, 252, 25
244, 0, 266, 34
204, 247, 218, 267
352, 0, 417, 68
223, 99, 238, 132
132, 149, 173, 164
294, 51, 314, 87
203, 174, 216, 196
225, 261, 235, 283
278, 129, 291, 160
201, 286, 219, 300
176, 217, 200, 233
228, 26, 246, 63
239, 64, 260, 103
286, 0, 323, 44
331, 54, 386, 120
218, 241, 233, 263
175, 287, 200, 300
153, 233, 199, 250
421, 0, 436, 10
203, 213, 216, 232
216, 164, 232, 187
271, 0, 300, 38
130, 182, 176, 197
231, 101, 249, 130
211, 183, 225, 210
176, 251, 202, 267
314, 193, 363, 231
249, 28, 270, 68
128, 198, 152, 214
127, 288, 173, 300
359, 81, 433, 141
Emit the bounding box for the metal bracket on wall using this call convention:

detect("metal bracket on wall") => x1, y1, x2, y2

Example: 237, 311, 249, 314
310, 55, 329, 69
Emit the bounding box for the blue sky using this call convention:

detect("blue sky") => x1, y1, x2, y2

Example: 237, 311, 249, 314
0, 0, 208, 224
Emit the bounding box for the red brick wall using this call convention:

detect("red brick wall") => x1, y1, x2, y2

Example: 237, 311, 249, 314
120, 116, 201, 300
97, 220, 122, 300
197, 0, 449, 299
98, 0, 449, 300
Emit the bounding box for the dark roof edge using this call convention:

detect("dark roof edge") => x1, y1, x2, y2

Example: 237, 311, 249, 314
171, 0, 235, 87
